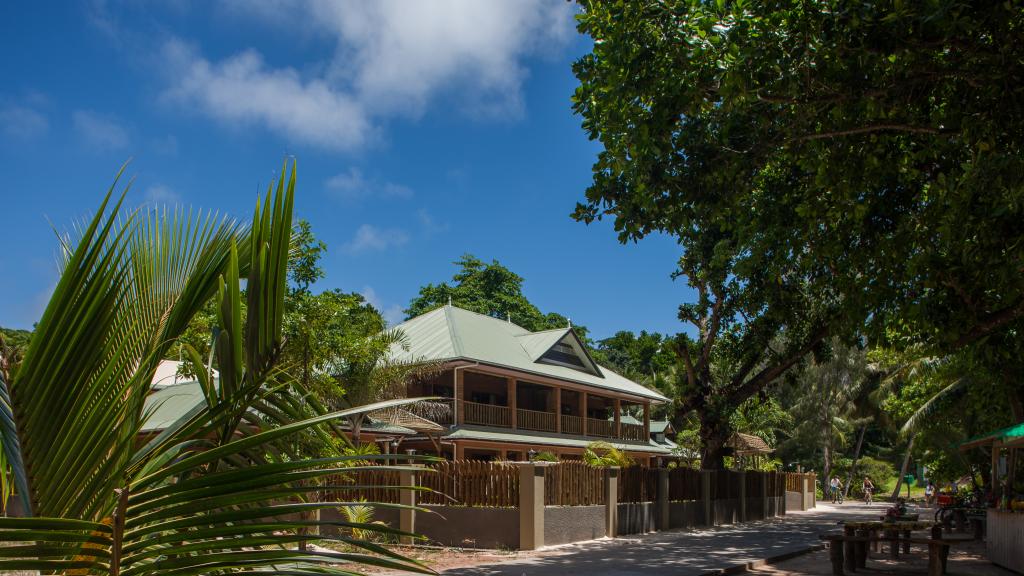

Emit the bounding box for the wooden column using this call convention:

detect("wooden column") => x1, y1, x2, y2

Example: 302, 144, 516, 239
508, 377, 517, 429
555, 387, 562, 433
582, 393, 589, 436
455, 369, 465, 425
454, 442, 465, 460
643, 402, 651, 438
614, 398, 621, 438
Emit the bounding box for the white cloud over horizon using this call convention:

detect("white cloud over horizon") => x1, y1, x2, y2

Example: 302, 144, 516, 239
73, 110, 129, 150
160, 0, 575, 150
325, 167, 413, 201
360, 285, 405, 326
0, 103, 49, 141
343, 224, 409, 254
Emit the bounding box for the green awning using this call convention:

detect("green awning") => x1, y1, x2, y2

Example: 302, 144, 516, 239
959, 422, 1024, 450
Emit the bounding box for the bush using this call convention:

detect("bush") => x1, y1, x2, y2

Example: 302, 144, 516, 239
835, 456, 895, 496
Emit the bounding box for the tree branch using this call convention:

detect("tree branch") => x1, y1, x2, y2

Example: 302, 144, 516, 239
797, 124, 945, 141
729, 324, 830, 405
676, 341, 698, 391
697, 291, 724, 377
950, 299, 1024, 350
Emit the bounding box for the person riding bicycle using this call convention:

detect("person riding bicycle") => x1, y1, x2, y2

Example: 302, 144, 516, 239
862, 476, 875, 505
830, 476, 844, 503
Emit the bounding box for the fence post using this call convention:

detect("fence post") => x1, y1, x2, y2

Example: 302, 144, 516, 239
657, 468, 670, 531
800, 474, 810, 510
737, 471, 747, 523
605, 466, 619, 538
701, 470, 713, 526
764, 472, 771, 518
518, 462, 548, 550
399, 466, 419, 545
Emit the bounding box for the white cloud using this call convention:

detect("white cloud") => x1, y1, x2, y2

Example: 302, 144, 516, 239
161, 40, 371, 150
325, 167, 413, 200
144, 184, 182, 206
417, 208, 449, 235
160, 0, 574, 150
360, 286, 404, 326
343, 224, 408, 254
0, 104, 49, 141
73, 110, 129, 150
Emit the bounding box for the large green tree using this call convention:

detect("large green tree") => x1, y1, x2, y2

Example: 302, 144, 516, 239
405, 254, 592, 340
572, 0, 1024, 353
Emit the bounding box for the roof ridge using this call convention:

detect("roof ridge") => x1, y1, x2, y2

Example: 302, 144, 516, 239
444, 305, 464, 356
447, 303, 532, 332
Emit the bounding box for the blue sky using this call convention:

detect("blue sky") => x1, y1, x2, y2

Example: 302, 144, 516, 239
0, 1, 692, 339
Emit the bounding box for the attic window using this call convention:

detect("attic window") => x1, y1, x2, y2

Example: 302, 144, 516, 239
541, 343, 587, 369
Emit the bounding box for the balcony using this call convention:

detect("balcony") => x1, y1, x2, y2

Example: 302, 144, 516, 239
463, 401, 511, 428
517, 408, 556, 432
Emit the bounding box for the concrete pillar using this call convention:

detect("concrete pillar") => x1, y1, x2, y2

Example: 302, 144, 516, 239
738, 470, 747, 522
606, 467, 620, 538
800, 474, 809, 511
399, 467, 418, 545
701, 470, 713, 526
657, 468, 670, 531
518, 462, 548, 550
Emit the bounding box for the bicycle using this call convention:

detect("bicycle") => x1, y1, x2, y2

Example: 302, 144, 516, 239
863, 487, 874, 505
831, 487, 844, 504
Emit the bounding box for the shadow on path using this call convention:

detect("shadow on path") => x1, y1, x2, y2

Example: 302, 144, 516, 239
442, 503, 880, 576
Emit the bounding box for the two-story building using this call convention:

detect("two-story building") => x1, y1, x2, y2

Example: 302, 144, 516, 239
390, 304, 672, 464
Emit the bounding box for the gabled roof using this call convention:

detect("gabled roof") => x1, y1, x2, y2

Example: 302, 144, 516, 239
728, 432, 773, 454
390, 305, 668, 403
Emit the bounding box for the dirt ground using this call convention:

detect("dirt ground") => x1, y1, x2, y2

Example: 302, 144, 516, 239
750, 539, 1016, 576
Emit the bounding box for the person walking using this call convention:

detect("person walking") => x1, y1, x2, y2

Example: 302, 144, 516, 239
925, 481, 936, 506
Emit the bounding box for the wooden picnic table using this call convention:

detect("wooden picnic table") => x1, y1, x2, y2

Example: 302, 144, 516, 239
825, 520, 951, 575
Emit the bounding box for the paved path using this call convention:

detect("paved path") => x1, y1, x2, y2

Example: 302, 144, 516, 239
440, 503, 881, 575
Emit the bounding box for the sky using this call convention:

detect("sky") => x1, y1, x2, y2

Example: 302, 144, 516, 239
0, 1, 693, 340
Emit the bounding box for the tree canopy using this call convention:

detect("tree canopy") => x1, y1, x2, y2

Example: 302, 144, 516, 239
405, 254, 592, 340
573, 0, 1024, 353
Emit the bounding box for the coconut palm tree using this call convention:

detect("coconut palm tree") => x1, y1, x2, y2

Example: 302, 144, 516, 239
0, 163, 432, 575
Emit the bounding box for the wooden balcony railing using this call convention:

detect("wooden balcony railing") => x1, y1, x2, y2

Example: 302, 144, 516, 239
586, 418, 614, 438
451, 397, 649, 443
517, 408, 556, 432
620, 422, 646, 441
561, 414, 583, 435
462, 401, 511, 428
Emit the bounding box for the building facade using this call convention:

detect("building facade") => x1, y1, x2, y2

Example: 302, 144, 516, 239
386, 304, 673, 464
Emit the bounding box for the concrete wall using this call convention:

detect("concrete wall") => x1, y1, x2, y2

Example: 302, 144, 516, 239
617, 501, 656, 535
805, 491, 816, 509
544, 505, 605, 546
785, 490, 802, 511
668, 500, 704, 529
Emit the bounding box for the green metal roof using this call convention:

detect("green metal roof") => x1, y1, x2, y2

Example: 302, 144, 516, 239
141, 382, 206, 432
960, 422, 1024, 449
443, 425, 672, 454
141, 382, 417, 435
390, 305, 669, 403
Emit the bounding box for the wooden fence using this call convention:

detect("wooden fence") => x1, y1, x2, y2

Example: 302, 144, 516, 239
618, 466, 658, 503
331, 461, 796, 509
545, 461, 606, 506
784, 472, 814, 493
669, 467, 703, 501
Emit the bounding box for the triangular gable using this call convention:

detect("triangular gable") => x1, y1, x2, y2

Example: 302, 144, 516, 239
536, 329, 603, 377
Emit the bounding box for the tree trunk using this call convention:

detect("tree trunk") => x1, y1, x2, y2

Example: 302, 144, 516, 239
891, 435, 916, 502
351, 414, 364, 447
844, 424, 868, 498
699, 412, 728, 470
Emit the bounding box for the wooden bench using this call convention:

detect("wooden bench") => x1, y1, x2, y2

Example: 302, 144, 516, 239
821, 524, 960, 576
